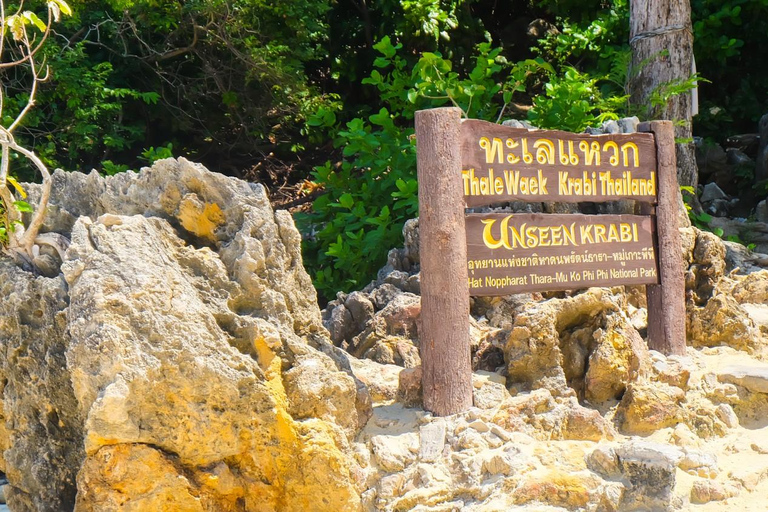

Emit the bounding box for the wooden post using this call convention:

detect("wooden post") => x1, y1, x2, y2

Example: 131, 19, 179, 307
639, 120, 686, 355
415, 107, 473, 416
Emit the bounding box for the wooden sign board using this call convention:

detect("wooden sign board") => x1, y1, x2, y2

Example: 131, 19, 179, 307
461, 119, 658, 206
465, 213, 658, 295
414, 108, 685, 417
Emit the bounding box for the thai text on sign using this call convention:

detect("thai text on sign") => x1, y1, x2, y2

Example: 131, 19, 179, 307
465, 213, 658, 295
460, 119, 658, 206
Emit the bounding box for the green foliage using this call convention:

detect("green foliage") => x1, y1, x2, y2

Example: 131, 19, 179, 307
528, 67, 628, 132
691, 0, 768, 136
297, 38, 515, 298
139, 143, 175, 164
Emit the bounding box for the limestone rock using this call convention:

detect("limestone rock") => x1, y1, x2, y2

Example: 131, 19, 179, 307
732, 270, 768, 304
349, 358, 403, 404
650, 352, 692, 390
0, 264, 84, 512
2, 160, 369, 511
618, 382, 685, 434
513, 469, 601, 509
688, 294, 761, 352
586, 444, 620, 479
370, 434, 418, 472
687, 229, 727, 304
717, 365, 768, 394
616, 441, 681, 511
690, 479, 738, 504
505, 288, 644, 398
584, 313, 649, 404
471, 371, 508, 409
397, 366, 423, 407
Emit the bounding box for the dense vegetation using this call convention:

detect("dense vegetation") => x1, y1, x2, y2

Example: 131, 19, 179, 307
3, 0, 767, 299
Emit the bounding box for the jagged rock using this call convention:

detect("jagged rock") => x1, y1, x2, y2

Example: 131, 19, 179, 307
618, 382, 685, 434
349, 358, 403, 404
586, 444, 620, 479
584, 313, 650, 404
618, 116, 640, 133
348, 293, 421, 366
419, 420, 446, 463
513, 469, 602, 509
0, 263, 84, 512
616, 441, 681, 511
732, 270, 768, 304
505, 288, 646, 400
650, 352, 692, 390
3, 160, 369, 511
687, 230, 726, 305
492, 390, 615, 441
370, 433, 418, 472
679, 448, 718, 477
688, 294, 762, 352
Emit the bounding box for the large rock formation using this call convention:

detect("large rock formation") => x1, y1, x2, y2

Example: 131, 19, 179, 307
0, 159, 370, 511
4, 155, 768, 512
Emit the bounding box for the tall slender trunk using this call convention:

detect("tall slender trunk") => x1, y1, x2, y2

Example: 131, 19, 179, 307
629, 0, 698, 189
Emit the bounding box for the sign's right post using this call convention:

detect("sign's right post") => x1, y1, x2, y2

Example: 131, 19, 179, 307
639, 120, 686, 356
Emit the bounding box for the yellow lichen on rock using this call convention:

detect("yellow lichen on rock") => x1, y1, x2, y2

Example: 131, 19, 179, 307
75, 444, 210, 512
177, 193, 225, 243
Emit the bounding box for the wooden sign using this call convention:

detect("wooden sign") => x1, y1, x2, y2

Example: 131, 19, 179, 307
461, 119, 658, 206
465, 213, 657, 295
414, 107, 686, 417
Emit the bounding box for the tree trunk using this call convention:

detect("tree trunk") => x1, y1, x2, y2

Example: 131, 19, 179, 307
629, 0, 698, 189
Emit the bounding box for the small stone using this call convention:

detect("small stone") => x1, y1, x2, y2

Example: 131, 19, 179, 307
481, 446, 520, 476
586, 444, 620, 479
756, 200, 768, 224
650, 352, 692, 390
618, 382, 685, 434
468, 420, 490, 433
419, 420, 446, 462
700, 182, 728, 203
715, 403, 739, 428
472, 371, 508, 409
618, 116, 639, 133
679, 449, 718, 477
690, 480, 738, 504
750, 441, 768, 455
602, 120, 620, 134
456, 429, 488, 451
397, 366, 423, 408
370, 433, 419, 472
377, 473, 407, 499
490, 425, 513, 442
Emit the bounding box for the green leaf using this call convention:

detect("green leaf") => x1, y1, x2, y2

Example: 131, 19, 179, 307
49, 0, 72, 17
23, 11, 47, 33
338, 193, 354, 209
13, 200, 34, 213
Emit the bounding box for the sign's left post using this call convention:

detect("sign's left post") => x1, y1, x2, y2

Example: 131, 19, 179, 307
415, 107, 473, 416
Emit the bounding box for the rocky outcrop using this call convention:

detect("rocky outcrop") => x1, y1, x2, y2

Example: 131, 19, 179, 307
1, 159, 370, 511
